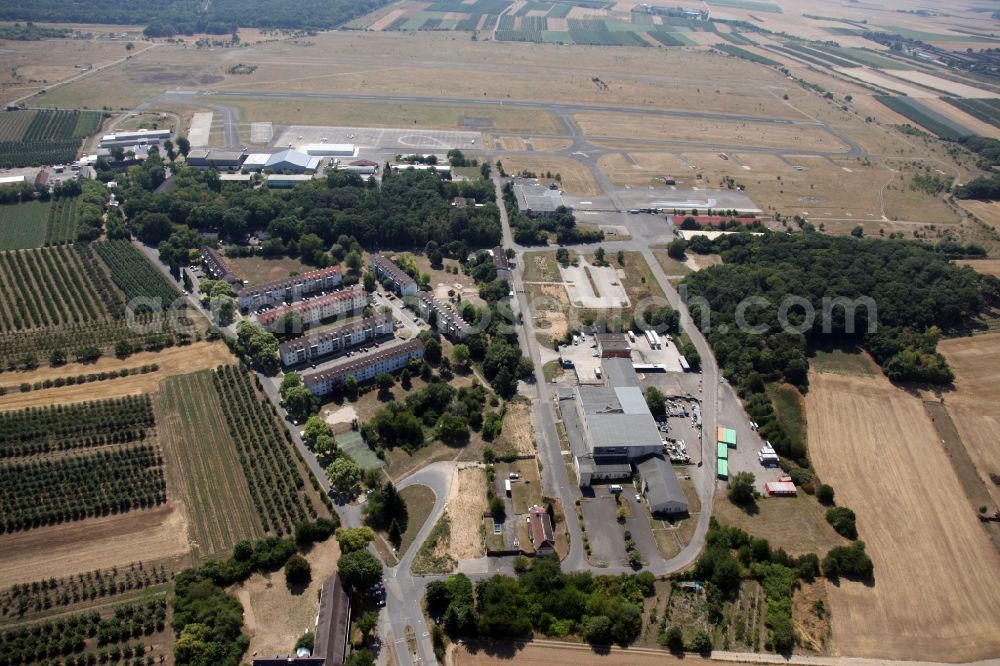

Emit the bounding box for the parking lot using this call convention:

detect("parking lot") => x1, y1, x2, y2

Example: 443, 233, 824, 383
580, 494, 628, 567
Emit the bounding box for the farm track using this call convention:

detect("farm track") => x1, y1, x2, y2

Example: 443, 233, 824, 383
157, 370, 263, 558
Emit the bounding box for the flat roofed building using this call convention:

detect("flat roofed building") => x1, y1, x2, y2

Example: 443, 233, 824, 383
266, 174, 313, 188
258, 287, 367, 333
596, 333, 631, 359
243, 153, 271, 171
305, 143, 356, 157
371, 254, 418, 296
0, 175, 25, 186
238, 266, 343, 309
513, 184, 567, 217
576, 386, 663, 460
637, 454, 688, 514
493, 246, 510, 281
185, 149, 246, 169
303, 340, 424, 396
278, 315, 394, 366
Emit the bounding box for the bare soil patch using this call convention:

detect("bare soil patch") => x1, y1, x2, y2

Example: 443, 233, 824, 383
0, 341, 234, 411
0, 503, 190, 589
447, 466, 487, 561
234, 538, 341, 658
805, 371, 1000, 661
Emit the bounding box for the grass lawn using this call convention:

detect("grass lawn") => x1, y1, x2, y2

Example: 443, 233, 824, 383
810, 346, 878, 376
397, 484, 436, 556
651, 248, 693, 279
228, 254, 312, 287
713, 492, 847, 556
337, 430, 384, 471
156, 370, 264, 558
0, 201, 50, 250
497, 458, 542, 514
522, 250, 570, 283
542, 359, 564, 383
765, 382, 806, 454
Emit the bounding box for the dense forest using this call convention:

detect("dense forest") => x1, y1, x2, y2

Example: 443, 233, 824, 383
120, 165, 502, 272
0, 0, 392, 34
679, 232, 998, 461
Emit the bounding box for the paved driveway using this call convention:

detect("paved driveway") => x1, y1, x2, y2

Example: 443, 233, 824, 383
581, 496, 627, 568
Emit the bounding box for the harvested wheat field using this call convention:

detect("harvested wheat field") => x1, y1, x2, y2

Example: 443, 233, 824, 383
938, 333, 1000, 507
0, 341, 234, 410
806, 371, 1000, 661
454, 640, 731, 665
960, 259, 1000, 277
235, 538, 341, 658
0, 503, 191, 588
447, 466, 487, 561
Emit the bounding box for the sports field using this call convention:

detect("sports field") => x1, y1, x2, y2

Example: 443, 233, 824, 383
806, 371, 1000, 661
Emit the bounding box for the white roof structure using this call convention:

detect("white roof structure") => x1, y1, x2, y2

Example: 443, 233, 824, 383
0, 175, 26, 185
266, 149, 320, 173
304, 143, 356, 156
243, 153, 270, 169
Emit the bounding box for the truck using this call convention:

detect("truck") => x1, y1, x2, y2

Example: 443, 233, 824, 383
645, 329, 657, 349
504, 479, 512, 497
650, 330, 661, 349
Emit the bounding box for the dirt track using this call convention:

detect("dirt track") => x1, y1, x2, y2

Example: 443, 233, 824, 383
805, 372, 1000, 661
0, 503, 191, 588
0, 341, 234, 410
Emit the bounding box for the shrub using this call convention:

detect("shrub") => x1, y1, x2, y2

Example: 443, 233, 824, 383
825, 506, 857, 539
662, 626, 684, 653
822, 541, 874, 580
816, 484, 835, 506
284, 555, 311, 586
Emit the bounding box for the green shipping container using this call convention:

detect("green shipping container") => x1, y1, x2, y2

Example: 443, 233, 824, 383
717, 458, 729, 479
717, 442, 728, 460
724, 427, 737, 448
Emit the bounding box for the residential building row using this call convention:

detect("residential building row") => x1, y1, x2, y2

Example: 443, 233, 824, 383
257, 287, 368, 333
303, 339, 425, 396
201, 246, 239, 285
278, 315, 394, 367
238, 266, 343, 310
412, 291, 472, 341
370, 254, 418, 297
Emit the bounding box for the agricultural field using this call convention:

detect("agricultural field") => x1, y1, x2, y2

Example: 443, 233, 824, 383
93, 239, 182, 306
943, 97, 1000, 130
43, 196, 79, 246
0, 245, 114, 331
937, 333, 1000, 508
875, 95, 974, 139
805, 371, 1000, 661
0, 201, 49, 251
0, 109, 102, 168
156, 370, 264, 558
212, 364, 332, 536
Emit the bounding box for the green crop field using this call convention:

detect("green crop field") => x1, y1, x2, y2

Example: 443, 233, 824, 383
942, 97, 1000, 130
876, 95, 973, 140
707, 0, 781, 12
0, 201, 50, 250
782, 42, 859, 67
157, 370, 264, 557
714, 43, 781, 67
0, 109, 102, 169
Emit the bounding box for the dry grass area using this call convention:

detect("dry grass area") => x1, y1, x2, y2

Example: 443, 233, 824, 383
205, 96, 563, 135
0, 503, 191, 589
235, 538, 341, 658
501, 156, 601, 196
447, 466, 487, 561
958, 199, 1000, 231
498, 136, 526, 151
713, 494, 846, 557
529, 137, 573, 152
228, 254, 312, 286
805, 371, 1000, 661
0, 341, 234, 411
494, 399, 536, 457
792, 580, 831, 653
453, 641, 736, 665
576, 112, 847, 152
597, 152, 691, 187
938, 333, 1000, 508
961, 259, 1000, 277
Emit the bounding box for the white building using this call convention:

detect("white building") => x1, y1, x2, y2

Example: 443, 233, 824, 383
265, 149, 320, 173
303, 340, 424, 396
278, 315, 394, 366
238, 266, 342, 310
243, 153, 270, 171
370, 254, 418, 297
411, 292, 471, 340
304, 143, 356, 157
258, 288, 368, 333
